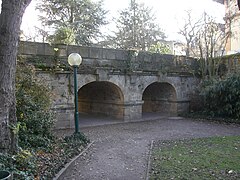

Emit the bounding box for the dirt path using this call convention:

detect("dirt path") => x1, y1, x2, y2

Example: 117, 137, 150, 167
57, 118, 240, 180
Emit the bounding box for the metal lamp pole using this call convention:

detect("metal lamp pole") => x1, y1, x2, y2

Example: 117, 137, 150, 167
68, 53, 82, 133
73, 65, 79, 133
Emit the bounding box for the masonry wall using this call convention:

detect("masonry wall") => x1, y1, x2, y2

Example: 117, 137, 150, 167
18, 41, 199, 75
18, 41, 201, 129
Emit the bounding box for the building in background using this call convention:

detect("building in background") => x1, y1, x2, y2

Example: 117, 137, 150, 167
171, 42, 186, 56
214, 0, 240, 54
157, 40, 186, 56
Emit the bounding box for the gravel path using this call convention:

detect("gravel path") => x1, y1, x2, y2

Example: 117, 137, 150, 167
57, 118, 240, 180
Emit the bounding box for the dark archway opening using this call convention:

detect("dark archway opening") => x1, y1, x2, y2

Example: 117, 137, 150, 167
78, 81, 124, 120
142, 82, 177, 115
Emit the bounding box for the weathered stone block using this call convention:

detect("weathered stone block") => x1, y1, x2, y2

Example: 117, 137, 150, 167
44, 44, 55, 56
96, 68, 109, 81
123, 101, 143, 121
115, 50, 128, 60
66, 46, 89, 58
36, 43, 53, 56
19, 42, 37, 55
102, 49, 116, 59
98, 60, 113, 67
89, 47, 102, 59
177, 101, 190, 115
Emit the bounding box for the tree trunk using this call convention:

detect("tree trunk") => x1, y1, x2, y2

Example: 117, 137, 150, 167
0, 0, 32, 153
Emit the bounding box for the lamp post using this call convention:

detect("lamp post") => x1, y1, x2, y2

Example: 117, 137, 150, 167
68, 53, 82, 133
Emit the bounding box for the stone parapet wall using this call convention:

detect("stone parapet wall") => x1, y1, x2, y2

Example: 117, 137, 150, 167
18, 41, 199, 76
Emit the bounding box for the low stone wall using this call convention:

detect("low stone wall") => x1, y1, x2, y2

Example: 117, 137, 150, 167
18, 41, 199, 76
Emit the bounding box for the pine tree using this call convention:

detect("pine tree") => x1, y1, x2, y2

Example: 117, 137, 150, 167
105, 0, 166, 51
37, 0, 108, 45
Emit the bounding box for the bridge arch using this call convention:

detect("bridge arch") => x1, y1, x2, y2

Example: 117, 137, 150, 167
78, 81, 124, 119
142, 82, 177, 115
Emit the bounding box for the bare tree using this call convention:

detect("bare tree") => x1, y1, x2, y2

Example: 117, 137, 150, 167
178, 10, 202, 57
179, 11, 231, 78
195, 12, 229, 77
0, 0, 32, 153
20, 26, 49, 43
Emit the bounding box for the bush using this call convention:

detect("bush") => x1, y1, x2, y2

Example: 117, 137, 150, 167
16, 60, 55, 150
202, 73, 240, 120
0, 150, 36, 179
0, 153, 13, 171
64, 132, 90, 150
1, 59, 90, 179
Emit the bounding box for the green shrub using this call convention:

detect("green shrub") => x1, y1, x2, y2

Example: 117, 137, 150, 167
0, 151, 36, 180
64, 132, 90, 149
16, 60, 55, 150
202, 73, 240, 120
8, 59, 90, 179
13, 150, 36, 175
0, 153, 13, 171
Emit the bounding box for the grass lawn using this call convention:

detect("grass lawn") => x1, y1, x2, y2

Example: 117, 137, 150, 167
149, 136, 240, 180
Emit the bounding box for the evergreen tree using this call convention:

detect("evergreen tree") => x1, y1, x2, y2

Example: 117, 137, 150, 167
37, 0, 108, 45
104, 0, 166, 51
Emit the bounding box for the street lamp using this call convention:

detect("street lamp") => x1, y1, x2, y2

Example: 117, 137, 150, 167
68, 53, 82, 133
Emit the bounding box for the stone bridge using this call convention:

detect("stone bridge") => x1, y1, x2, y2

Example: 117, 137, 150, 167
18, 41, 200, 129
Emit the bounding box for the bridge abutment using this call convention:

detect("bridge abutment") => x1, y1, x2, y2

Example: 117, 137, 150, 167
123, 101, 144, 121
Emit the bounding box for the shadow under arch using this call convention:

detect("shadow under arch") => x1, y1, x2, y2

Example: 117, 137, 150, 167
78, 81, 124, 119
142, 82, 177, 115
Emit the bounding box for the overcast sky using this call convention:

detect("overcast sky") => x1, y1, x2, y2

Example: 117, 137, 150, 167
21, 0, 225, 41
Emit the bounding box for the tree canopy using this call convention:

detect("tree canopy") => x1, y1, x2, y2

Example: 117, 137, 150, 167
103, 1, 166, 51
37, 0, 108, 45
